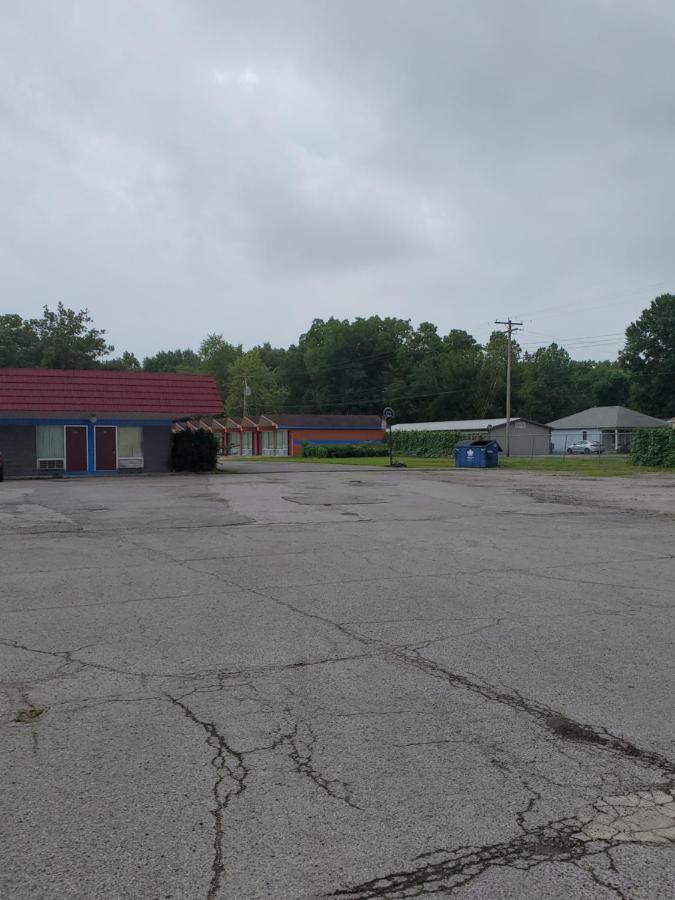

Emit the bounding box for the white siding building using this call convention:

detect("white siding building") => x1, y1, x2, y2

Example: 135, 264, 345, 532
392, 418, 551, 456
547, 406, 668, 453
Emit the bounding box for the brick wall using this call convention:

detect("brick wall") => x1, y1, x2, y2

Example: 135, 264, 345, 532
290, 428, 385, 456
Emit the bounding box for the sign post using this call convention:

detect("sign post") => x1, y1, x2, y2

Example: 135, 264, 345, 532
383, 407, 395, 467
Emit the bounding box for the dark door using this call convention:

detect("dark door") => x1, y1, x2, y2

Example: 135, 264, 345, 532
95, 426, 117, 471
65, 426, 87, 472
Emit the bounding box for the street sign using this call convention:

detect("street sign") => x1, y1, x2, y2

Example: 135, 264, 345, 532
383, 408, 395, 466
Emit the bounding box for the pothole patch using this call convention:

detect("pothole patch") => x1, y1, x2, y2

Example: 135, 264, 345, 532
14, 707, 45, 724
579, 787, 675, 844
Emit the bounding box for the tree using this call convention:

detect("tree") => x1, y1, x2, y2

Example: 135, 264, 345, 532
142, 348, 202, 372
29, 303, 113, 368
0, 314, 40, 367
252, 342, 287, 371
574, 360, 630, 408
0, 304, 113, 368
519, 344, 578, 423
621, 294, 675, 416
224, 350, 287, 416
199, 334, 242, 398
402, 328, 483, 421
478, 331, 522, 418
281, 316, 415, 413
103, 351, 141, 370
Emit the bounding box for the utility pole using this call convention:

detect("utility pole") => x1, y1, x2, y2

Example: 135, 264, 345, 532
495, 319, 522, 456
242, 376, 248, 419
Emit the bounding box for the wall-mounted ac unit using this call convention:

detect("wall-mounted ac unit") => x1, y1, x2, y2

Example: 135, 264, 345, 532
38, 459, 64, 471
118, 457, 144, 469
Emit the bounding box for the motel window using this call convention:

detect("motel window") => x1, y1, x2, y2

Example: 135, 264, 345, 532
36, 425, 65, 461
262, 431, 275, 452
118, 426, 143, 459
276, 429, 288, 455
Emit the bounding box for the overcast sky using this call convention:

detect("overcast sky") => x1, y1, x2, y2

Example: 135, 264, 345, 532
2, 1, 674, 360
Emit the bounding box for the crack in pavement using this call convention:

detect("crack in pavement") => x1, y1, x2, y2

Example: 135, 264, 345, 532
217, 586, 675, 781
166, 559, 675, 841
396, 646, 675, 778
162, 693, 360, 899
0, 636, 375, 683
1, 590, 229, 615
165, 693, 248, 900
199, 577, 675, 783
330, 807, 650, 899
281, 710, 360, 810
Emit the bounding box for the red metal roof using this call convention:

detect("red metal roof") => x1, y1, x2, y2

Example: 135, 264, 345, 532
0, 368, 223, 416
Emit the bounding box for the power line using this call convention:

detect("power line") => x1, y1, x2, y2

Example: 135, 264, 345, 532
515, 279, 671, 319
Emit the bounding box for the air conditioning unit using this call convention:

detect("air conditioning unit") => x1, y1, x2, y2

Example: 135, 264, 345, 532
38, 459, 64, 471
118, 457, 144, 469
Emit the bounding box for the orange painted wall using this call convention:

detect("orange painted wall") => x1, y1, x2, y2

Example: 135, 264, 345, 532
289, 428, 385, 456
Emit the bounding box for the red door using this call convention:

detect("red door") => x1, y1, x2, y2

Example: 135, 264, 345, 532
65, 426, 87, 472
95, 426, 117, 471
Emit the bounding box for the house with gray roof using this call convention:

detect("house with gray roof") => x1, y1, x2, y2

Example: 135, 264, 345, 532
547, 406, 668, 453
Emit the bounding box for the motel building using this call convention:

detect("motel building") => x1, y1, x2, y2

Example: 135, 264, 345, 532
174, 414, 386, 457
0, 368, 222, 477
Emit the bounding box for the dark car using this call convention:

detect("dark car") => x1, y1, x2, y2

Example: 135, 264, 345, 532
0, 450, 4, 481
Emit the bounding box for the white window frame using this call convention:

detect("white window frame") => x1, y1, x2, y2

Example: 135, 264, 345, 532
261, 430, 276, 456
275, 429, 288, 456
35, 423, 66, 469
116, 425, 145, 469
242, 430, 253, 456
36, 423, 66, 470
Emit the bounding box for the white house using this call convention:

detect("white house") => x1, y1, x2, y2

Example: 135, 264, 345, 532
547, 406, 668, 453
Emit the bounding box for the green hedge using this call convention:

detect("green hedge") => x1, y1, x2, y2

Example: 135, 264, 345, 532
630, 427, 675, 467
301, 442, 387, 458
171, 430, 219, 472
391, 430, 467, 458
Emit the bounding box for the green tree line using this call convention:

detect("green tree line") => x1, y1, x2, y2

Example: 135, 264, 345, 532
2, 294, 675, 421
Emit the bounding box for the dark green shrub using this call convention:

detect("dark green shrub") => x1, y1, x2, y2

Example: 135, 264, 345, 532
171, 430, 219, 472
391, 430, 467, 458
301, 442, 329, 458
301, 442, 386, 458
630, 427, 675, 467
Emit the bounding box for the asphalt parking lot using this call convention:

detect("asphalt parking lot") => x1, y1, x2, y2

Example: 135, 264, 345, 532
1, 465, 674, 899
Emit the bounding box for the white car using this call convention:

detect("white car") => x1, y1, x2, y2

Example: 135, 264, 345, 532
567, 440, 603, 454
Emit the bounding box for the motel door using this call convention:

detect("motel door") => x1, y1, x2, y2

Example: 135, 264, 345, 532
65, 426, 87, 472
95, 426, 117, 471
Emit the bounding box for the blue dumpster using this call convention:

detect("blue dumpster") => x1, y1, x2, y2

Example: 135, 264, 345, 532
454, 439, 501, 468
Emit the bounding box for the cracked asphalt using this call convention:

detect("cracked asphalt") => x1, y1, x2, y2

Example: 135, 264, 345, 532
1, 463, 674, 899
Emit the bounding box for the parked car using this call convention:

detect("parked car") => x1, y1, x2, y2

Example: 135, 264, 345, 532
0, 450, 4, 481
567, 440, 603, 454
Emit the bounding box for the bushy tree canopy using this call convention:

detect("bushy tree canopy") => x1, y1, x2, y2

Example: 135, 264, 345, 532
3, 294, 674, 422
0, 304, 112, 368
621, 294, 675, 416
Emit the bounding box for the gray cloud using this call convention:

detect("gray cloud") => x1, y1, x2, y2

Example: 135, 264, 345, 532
1, 0, 674, 359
